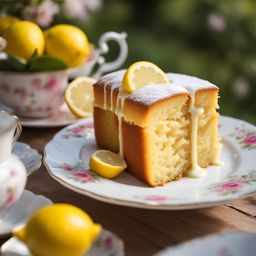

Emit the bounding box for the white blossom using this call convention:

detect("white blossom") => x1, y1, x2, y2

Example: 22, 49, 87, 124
208, 13, 227, 32
61, 0, 102, 21
23, 0, 59, 27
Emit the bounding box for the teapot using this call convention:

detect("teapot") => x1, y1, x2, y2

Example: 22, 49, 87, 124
0, 111, 26, 215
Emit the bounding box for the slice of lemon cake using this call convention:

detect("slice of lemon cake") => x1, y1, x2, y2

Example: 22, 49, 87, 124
93, 64, 220, 187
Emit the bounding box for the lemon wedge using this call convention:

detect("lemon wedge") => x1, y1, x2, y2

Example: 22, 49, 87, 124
89, 150, 127, 178
65, 77, 96, 118
122, 61, 169, 93
13, 204, 101, 256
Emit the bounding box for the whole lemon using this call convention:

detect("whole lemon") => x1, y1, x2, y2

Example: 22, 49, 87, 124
3, 21, 44, 60
44, 24, 90, 67
0, 15, 19, 35
13, 204, 101, 256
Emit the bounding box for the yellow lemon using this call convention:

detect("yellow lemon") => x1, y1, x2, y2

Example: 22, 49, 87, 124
89, 150, 127, 178
65, 76, 96, 117
2, 21, 44, 60
44, 24, 90, 67
13, 204, 101, 256
122, 61, 169, 93
0, 15, 19, 35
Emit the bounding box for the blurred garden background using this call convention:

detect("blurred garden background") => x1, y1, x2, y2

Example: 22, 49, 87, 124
1, 0, 256, 124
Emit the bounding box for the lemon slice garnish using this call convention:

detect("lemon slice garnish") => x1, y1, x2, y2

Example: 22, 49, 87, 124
89, 150, 127, 178
65, 76, 96, 118
122, 61, 169, 93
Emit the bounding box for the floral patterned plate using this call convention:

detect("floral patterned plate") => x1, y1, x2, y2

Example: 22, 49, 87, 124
13, 142, 42, 176
155, 232, 256, 256
1, 229, 124, 256
44, 116, 256, 210
0, 190, 52, 239
0, 103, 81, 128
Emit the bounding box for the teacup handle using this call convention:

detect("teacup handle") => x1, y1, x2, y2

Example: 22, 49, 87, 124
92, 32, 128, 79
12, 121, 22, 146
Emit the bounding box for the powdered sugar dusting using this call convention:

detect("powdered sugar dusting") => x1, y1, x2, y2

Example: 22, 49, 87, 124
97, 70, 218, 105
99, 70, 125, 88
168, 73, 217, 94
127, 84, 187, 106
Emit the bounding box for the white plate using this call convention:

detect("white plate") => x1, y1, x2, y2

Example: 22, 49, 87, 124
13, 142, 41, 176
44, 116, 256, 210
155, 232, 256, 256
0, 103, 82, 128
1, 229, 124, 256
0, 190, 52, 238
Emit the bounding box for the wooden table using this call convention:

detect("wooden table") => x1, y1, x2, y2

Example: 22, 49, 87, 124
1, 127, 256, 255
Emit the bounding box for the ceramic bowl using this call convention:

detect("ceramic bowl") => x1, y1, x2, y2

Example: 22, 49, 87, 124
0, 31, 128, 118
0, 154, 27, 215
0, 70, 68, 118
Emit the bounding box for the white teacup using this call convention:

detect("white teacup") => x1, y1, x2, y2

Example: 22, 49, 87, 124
0, 111, 22, 163
0, 31, 128, 118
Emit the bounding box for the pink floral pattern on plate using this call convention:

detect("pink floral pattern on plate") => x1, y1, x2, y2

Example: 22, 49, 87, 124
229, 125, 256, 150
206, 170, 256, 196
61, 122, 94, 139
55, 162, 100, 184
133, 195, 172, 204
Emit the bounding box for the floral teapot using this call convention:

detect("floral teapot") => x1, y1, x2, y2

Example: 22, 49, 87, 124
0, 111, 26, 215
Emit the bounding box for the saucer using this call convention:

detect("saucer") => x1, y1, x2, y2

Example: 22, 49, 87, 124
12, 142, 42, 176
44, 116, 256, 210
1, 229, 124, 256
155, 232, 256, 256
0, 190, 52, 238
0, 103, 82, 128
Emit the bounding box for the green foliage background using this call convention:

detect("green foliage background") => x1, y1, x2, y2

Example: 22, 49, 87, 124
80, 0, 256, 124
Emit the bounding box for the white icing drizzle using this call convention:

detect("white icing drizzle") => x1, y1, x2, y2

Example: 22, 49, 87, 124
212, 139, 224, 166
186, 93, 206, 178
115, 90, 129, 157
103, 83, 107, 110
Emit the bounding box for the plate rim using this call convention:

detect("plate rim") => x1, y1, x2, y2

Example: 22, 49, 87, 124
0, 190, 52, 238
154, 231, 256, 255
43, 115, 256, 210
0, 103, 83, 128
13, 142, 42, 176
1, 228, 125, 256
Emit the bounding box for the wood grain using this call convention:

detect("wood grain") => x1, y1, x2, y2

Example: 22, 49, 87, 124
0, 127, 255, 256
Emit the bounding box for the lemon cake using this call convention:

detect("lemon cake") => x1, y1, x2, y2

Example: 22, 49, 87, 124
93, 70, 220, 187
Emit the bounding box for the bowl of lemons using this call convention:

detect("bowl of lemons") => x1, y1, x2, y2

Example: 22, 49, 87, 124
0, 16, 128, 118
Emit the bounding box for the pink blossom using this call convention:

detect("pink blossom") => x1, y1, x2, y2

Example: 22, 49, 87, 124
15, 88, 27, 102
74, 171, 94, 182
22, 0, 59, 27
243, 135, 256, 145
0, 84, 11, 94
208, 13, 227, 32
71, 127, 85, 134
218, 181, 244, 192
6, 191, 16, 205
64, 166, 73, 172
32, 78, 42, 91
10, 169, 17, 177
47, 76, 59, 93
144, 195, 168, 202
104, 237, 113, 250
61, 0, 102, 21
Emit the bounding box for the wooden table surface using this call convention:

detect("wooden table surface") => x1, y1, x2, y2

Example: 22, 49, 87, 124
1, 127, 256, 256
